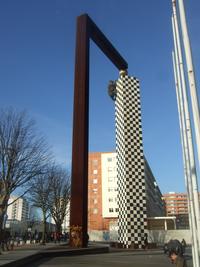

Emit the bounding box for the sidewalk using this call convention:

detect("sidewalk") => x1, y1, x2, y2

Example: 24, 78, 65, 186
0, 242, 109, 267
0, 243, 192, 267
0, 242, 62, 266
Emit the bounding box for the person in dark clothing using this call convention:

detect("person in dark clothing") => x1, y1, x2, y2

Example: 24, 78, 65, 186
168, 239, 184, 256
181, 239, 186, 254
143, 233, 148, 249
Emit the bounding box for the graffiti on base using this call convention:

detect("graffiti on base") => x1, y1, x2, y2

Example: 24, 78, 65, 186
70, 225, 82, 247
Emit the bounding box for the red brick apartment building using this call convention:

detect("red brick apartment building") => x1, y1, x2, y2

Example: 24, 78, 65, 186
162, 192, 200, 229
162, 192, 200, 216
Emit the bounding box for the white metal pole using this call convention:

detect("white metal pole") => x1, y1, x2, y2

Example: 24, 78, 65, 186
177, 0, 200, 170
172, 51, 196, 266
172, 1, 200, 251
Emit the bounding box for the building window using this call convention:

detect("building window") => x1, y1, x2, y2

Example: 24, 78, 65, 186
93, 179, 98, 184
108, 177, 114, 182
108, 188, 113, 192
108, 198, 113, 202
115, 208, 119, 212
93, 170, 98, 175
93, 199, 98, 204
93, 188, 97, 193
93, 208, 98, 214
107, 158, 112, 162
109, 208, 114, 212
92, 160, 98, 166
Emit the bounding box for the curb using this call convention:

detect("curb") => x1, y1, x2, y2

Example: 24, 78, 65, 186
0, 253, 42, 267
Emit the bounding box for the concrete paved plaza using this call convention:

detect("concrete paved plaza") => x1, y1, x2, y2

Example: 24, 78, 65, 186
28, 250, 193, 267
0, 243, 193, 267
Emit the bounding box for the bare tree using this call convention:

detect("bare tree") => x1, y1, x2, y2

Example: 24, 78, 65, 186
0, 108, 50, 248
49, 166, 71, 236
28, 171, 52, 245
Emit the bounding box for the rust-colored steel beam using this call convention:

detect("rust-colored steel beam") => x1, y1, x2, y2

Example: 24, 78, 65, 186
70, 13, 128, 248
88, 15, 128, 70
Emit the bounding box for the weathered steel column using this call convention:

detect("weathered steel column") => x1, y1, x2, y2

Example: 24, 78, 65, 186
70, 15, 89, 248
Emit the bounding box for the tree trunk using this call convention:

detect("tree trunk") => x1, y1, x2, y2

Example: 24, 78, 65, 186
0, 208, 5, 233
56, 221, 62, 235
41, 211, 46, 245
0, 223, 3, 254
0, 194, 9, 254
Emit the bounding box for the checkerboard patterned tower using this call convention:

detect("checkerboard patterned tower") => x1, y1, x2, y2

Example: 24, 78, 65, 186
115, 74, 147, 248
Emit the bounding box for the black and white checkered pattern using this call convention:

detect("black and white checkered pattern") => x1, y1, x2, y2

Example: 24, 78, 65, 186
115, 75, 147, 249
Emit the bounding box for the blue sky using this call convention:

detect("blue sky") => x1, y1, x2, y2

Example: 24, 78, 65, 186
0, 0, 199, 194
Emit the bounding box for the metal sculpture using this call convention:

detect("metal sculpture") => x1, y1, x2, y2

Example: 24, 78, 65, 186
70, 13, 127, 248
